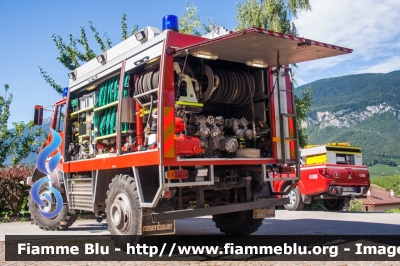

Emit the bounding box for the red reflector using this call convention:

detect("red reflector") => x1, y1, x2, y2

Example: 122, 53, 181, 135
318, 168, 329, 178
332, 188, 337, 194
166, 170, 188, 179
281, 166, 295, 174
175, 117, 185, 133
162, 190, 171, 198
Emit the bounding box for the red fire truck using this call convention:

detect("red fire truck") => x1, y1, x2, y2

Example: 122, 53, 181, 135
273, 143, 370, 211
28, 15, 353, 239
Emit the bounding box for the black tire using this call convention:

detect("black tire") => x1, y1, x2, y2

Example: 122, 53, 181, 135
28, 181, 76, 230
323, 199, 345, 211
105, 174, 141, 248
212, 188, 263, 235
283, 185, 304, 211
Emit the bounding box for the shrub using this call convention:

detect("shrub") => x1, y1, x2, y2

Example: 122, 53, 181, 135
303, 200, 326, 211
385, 207, 400, 213
0, 165, 34, 215
348, 198, 364, 212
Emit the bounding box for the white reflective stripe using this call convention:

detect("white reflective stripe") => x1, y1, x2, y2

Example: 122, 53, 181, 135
302, 166, 368, 171
272, 68, 281, 160
278, 68, 290, 160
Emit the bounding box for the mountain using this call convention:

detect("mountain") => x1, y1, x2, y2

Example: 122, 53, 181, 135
299, 70, 400, 166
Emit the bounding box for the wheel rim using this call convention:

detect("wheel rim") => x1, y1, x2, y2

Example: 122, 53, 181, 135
284, 189, 296, 207
110, 193, 132, 234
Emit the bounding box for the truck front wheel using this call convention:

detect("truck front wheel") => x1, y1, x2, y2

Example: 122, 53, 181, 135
28, 180, 77, 230
212, 188, 263, 235
105, 174, 141, 247
323, 199, 345, 211
283, 185, 304, 211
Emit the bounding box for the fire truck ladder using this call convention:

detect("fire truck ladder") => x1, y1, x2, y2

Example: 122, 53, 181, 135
275, 67, 300, 180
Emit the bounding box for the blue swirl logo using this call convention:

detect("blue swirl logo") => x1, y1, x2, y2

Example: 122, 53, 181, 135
31, 178, 63, 219
37, 129, 62, 175
33, 129, 63, 218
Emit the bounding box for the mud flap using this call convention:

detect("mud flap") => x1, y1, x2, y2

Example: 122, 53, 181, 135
253, 207, 275, 219
141, 208, 175, 236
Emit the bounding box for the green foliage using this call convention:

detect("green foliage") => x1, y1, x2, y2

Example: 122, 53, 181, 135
348, 198, 363, 212
303, 200, 326, 211
369, 163, 400, 178
121, 13, 138, 41
370, 175, 400, 196
236, 0, 313, 147
0, 85, 43, 167
38, 67, 64, 94
235, 0, 311, 35
0, 165, 34, 216
179, 1, 202, 36
385, 207, 400, 213
41, 14, 135, 94
294, 86, 312, 147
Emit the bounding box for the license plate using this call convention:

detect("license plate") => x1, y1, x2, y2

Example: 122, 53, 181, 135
253, 207, 275, 219
141, 208, 175, 236
343, 187, 354, 192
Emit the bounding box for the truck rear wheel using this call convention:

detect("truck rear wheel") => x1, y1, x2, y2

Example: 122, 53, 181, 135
323, 199, 345, 211
28, 180, 77, 230
283, 185, 304, 211
105, 174, 141, 247
212, 188, 263, 235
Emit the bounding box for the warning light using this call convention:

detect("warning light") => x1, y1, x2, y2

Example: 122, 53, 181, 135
162, 15, 179, 32
166, 169, 188, 180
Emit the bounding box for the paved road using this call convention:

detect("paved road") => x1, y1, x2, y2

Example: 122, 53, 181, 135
2, 211, 400, 265
1, 210, 400, 241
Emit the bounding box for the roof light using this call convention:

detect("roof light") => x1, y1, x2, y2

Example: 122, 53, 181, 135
62, 87, 68, 98
135, 30, 147, 42
96, 52, 107, 64
192, 53, 218, 60
68, 71, 76, 80
162, 15, 179, 32
246, 62, 268, 68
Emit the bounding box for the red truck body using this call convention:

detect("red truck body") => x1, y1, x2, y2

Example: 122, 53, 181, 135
28, 15, 354, 240
273, 143, 370, 210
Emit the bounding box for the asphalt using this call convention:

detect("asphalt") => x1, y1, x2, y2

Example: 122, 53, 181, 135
1, 210, 400, 265
1, 210, 400, 240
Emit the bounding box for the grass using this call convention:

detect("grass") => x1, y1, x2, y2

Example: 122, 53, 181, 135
368, 164, 400, 178
370, 174, 400, 196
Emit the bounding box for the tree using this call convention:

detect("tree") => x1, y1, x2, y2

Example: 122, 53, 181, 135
39, 14, 138, 95
0, 84, 43, 167
235, 0, 313, 147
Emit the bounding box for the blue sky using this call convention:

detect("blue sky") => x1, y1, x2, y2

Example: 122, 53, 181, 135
1, 0, 399, 127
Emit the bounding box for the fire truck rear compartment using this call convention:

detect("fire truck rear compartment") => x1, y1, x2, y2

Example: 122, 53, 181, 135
66, 55, 274, 161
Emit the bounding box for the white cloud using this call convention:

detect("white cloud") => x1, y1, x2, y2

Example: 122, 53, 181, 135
293, 0, 400, 75
354, 56, 400, 74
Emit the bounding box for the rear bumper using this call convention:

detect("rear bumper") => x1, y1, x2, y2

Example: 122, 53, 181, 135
152, 198, 289, 222
328, 186, 368, 197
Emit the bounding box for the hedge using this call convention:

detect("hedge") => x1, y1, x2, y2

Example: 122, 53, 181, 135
0, 165, 34, 215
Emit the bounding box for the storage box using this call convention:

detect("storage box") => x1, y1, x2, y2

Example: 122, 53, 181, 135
79, 92, 98, 109
71, 99, 79, 112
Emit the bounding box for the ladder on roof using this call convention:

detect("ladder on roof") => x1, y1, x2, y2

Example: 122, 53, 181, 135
275, 67, 300, 178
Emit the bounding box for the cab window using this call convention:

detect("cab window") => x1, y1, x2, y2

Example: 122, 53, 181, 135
54, 104, 65, 132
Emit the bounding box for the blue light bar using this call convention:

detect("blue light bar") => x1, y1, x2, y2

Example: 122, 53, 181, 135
162, 15, 179, 32
62, 87, 68, 98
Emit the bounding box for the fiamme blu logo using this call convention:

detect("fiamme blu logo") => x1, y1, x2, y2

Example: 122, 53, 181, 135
32, 129, 63, 219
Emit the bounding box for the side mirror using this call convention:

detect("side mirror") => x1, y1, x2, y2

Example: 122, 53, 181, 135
34, 105, 43, 125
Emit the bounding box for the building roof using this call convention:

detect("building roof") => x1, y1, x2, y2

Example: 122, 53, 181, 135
359, 186, 400, 207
